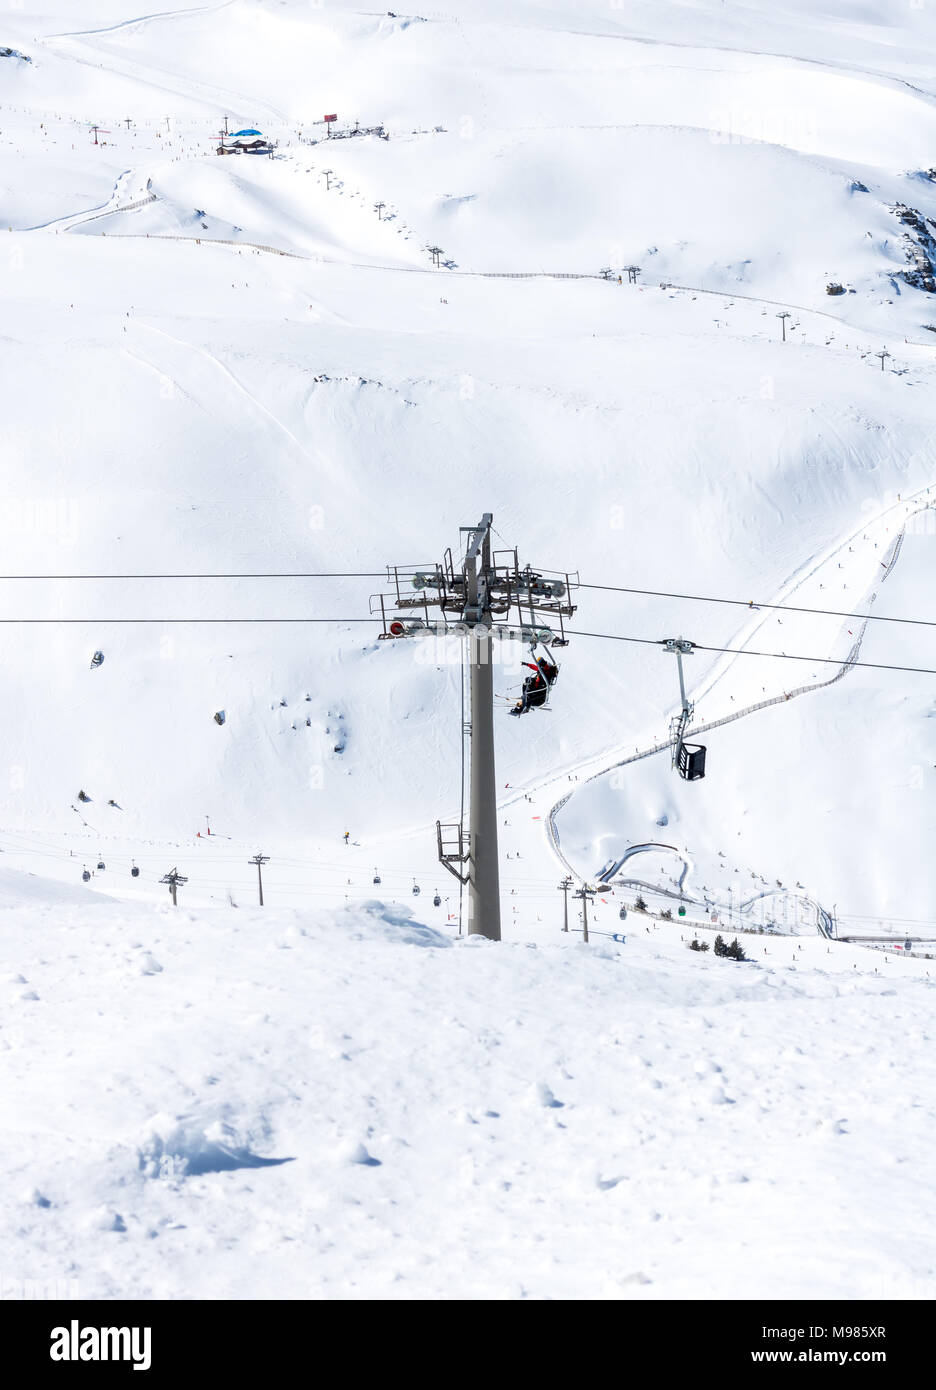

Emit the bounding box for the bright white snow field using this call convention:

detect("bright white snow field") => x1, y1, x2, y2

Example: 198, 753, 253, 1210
1, 0, 935, 1299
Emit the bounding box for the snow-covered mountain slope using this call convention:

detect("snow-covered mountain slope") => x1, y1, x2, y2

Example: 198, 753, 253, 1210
555, 528, 936, 933
2, 0, 936, 1299
1, 0, 935, 917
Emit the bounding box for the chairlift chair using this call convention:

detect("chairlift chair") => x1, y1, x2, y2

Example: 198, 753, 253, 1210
676, 742, 706, 781
510, 643, 559, 716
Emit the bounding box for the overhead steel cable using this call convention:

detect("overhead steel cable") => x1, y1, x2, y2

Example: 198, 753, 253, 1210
1, 571, 932, 632
0, 572, 386, 580
575, 581, 936, 630
0, 614, 930, 674
0, 617, 380, 623
564, 628, 936, 677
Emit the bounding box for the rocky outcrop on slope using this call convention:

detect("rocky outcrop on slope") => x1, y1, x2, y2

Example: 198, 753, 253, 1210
892, 202, 936, 292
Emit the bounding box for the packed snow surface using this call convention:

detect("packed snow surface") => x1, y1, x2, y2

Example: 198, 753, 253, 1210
2, 875, 934, 1300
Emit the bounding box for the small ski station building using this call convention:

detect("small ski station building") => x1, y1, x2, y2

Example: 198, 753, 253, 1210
217, 128, 275, 155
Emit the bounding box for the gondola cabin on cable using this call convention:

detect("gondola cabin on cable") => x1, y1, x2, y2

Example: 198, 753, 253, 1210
664, 637, 707, 781
676, 742, 706, 781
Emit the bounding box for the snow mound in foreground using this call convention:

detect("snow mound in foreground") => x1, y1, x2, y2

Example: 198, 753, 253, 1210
138, 1113, 294, 1178
320, 898, 452, 949
2, 881, 934, 1299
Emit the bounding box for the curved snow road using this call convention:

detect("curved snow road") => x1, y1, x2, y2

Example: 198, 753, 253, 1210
596, 842, 690, 890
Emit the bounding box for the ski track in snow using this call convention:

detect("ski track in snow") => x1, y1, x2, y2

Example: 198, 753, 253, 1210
133, 321, 320, 468
543, 493, 932, 926
40, 2, 285, 123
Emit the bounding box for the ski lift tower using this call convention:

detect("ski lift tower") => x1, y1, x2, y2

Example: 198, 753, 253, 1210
663, 637, 706, 780
373, 513, 578, 940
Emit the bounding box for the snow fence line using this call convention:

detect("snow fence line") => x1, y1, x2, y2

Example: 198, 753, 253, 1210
661, 280, 858, 331
50, 228, 936, 341
76, 230, 612, 280
659, 279, 936, 346
72, 192, 157, 225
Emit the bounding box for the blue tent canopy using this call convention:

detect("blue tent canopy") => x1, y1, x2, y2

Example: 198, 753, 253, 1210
231, 128, 262, 137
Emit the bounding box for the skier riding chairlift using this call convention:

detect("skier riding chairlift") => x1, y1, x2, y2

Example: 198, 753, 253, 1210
509, 648, 559, 717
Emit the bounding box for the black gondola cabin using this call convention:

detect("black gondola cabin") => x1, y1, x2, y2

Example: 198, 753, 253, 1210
677, 742, 706, 781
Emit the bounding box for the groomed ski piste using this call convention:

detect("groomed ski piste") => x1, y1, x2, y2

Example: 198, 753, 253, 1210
1, 0, 935, 1300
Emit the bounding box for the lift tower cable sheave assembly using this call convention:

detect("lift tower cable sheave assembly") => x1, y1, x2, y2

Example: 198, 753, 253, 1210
372, 513, 579, 941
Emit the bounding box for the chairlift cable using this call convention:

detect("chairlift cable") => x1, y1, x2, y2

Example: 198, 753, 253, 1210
564, 629, 936, 678
4, 559, 936, 632
0, 572, 385, 580
0, 617, 379, 624
576, 581, 936, 631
